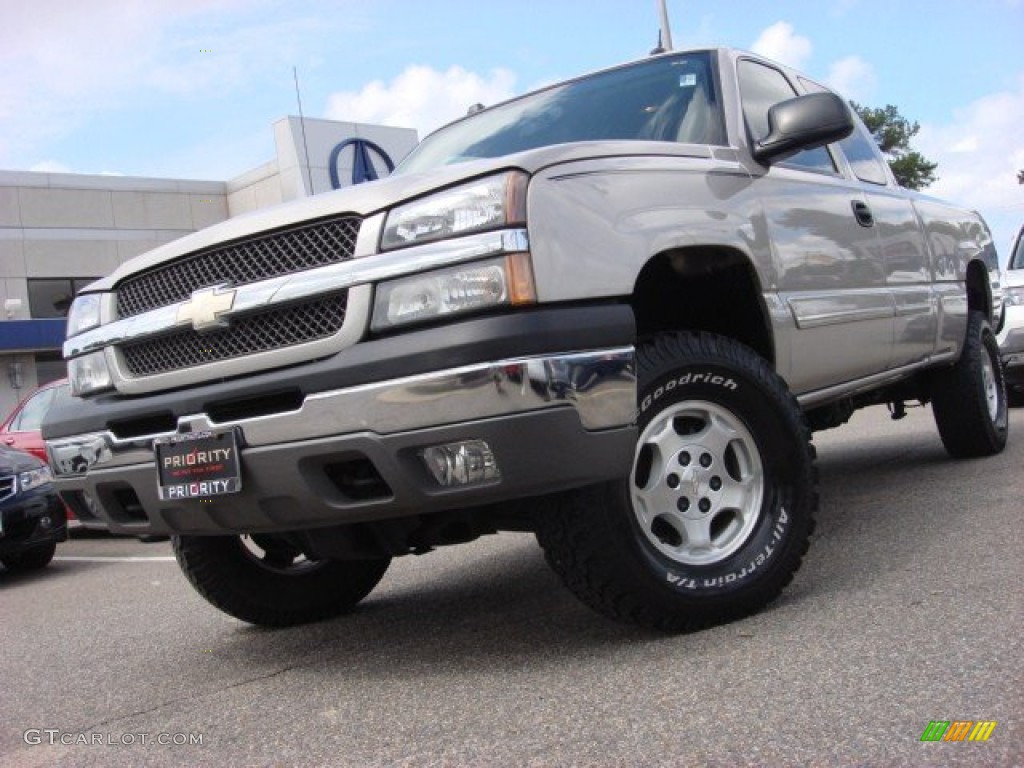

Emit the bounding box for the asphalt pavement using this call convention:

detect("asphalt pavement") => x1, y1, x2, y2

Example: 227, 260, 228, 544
1, 405, 1021, 767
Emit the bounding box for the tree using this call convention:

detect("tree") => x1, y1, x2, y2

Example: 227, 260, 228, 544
851, 103, 938, 190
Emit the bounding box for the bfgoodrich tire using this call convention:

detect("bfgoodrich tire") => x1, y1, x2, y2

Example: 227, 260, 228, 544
536, 332, 817, 631
931, 310, 1008, 458
173, 534, 390, 627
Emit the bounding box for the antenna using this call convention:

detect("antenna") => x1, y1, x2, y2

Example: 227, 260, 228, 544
655, 0, 673, 51
650, 30, 665, 56
293, 66, 315, 196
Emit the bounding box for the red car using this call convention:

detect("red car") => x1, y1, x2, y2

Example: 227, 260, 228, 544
2, 380, 105, 530
2, 379, 69, 462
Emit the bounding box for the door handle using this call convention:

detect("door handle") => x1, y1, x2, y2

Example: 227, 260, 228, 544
3, 437, 15, 445
852, 200, 874, 227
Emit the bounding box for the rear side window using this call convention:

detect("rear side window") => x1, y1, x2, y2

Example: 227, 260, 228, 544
839, 124, 891, 186
799, 75, 890, 185
738, 59, 837, 175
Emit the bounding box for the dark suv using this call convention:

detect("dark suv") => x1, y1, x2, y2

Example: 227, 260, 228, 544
0, 446, 67, 572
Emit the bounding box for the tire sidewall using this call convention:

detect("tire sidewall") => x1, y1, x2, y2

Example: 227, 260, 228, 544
622, 351, 811, 601
978, 320, 1009, 439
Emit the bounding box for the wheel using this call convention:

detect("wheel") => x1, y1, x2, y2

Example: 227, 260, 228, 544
1, 540, 57, 571
536, 332, 817, 631
931, 311, 1008, 458
173, 534, 390, 627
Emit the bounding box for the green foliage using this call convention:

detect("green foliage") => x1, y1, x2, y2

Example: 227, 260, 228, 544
852, 102, 938, 190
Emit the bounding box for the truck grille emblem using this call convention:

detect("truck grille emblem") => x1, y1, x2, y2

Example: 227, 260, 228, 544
177, 286, 236, 333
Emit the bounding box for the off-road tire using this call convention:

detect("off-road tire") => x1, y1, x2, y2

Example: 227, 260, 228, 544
1, 540, 57, 571
536, 332, 817, 631
931, 311, 1008, 458
173, 534, 390, 627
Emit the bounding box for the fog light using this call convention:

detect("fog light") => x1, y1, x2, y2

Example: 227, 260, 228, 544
421, 440, 500, 487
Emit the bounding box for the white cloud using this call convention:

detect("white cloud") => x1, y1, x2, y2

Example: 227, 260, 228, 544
751, 22, 813, 69
0, 1, 225, 164
826, 56, 877, 103
28, 160, 72, 174
917, 72, 1024, 253
0, 0, 345, 169
324, 65, 518, 136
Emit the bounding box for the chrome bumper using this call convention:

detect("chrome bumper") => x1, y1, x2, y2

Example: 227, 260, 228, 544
48, 348, 635, 479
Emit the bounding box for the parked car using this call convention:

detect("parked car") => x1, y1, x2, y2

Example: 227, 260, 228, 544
0, 445, 66, 572
1, 379, 69, 461
2, 380, 106, 529
998, 225, 1024, 405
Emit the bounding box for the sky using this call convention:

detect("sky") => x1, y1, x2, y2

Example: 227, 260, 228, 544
3, 0, 1023, 259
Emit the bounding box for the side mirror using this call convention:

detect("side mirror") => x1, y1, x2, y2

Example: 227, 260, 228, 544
752, 92, 854, 165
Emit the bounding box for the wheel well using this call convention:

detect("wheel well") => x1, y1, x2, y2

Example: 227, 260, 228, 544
965, 259, 992, 320
630, 247, 774, 365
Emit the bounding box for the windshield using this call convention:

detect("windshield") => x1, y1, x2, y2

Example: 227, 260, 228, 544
397, 52, 723, 175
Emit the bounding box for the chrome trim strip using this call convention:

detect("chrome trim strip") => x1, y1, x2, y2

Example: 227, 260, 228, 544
47, 347, 635, 477
788, 293, 895, 330
63, 228, 531, 357
795, 355, 955, 408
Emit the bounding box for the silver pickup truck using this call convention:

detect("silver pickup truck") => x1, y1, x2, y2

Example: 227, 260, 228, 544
44, 48, 1007, 631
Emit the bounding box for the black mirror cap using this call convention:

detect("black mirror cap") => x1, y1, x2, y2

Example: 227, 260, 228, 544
753, 92, 854, 165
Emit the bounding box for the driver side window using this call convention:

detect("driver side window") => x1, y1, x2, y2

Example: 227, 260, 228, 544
738, 59, 837, 175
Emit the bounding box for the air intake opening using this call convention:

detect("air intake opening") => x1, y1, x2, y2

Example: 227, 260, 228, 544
108, 487, 148, 523
206, 389, 304, 423
323, 459, 392, 502
108, 412, 178, 440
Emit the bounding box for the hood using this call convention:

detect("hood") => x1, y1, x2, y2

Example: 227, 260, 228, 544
0, 445, 45, 474
1004, 267, 1024, 288
84, 140, 715, 291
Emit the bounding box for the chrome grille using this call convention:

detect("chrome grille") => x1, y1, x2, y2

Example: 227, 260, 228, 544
121, 296, 347, 376
116, 216, 361, 317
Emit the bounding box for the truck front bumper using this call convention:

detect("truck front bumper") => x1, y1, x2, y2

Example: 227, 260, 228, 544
47, 345, 637, 536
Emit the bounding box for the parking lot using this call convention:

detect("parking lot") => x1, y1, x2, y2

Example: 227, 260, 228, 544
2, 406, 1021, 767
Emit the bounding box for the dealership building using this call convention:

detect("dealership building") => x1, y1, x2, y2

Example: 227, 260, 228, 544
0, 116, 418, 416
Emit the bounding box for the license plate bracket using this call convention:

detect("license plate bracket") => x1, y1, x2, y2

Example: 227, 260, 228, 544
154, 429, 241, 500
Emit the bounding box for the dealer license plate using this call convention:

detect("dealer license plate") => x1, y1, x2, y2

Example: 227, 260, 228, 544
154, 430, 241, 500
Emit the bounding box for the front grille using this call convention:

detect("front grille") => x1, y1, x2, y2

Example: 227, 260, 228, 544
117, 216, 361, 317
121, 295, 347, 376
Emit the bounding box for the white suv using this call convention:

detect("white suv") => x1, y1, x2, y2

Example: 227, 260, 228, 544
998, 225, 1024, 405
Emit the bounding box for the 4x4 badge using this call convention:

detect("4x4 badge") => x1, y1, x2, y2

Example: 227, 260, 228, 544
177, 285, 236, 333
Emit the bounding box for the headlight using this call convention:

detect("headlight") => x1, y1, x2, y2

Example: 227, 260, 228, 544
1006, 286, 1024, 306
380, 171, 528, 250
66, 294, 103, 336
19, 466, 53, 493
371, 253, 536, 331
68, 350, 114, 396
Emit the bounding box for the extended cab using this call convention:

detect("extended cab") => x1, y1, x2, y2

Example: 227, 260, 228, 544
44, 49, 1007, 630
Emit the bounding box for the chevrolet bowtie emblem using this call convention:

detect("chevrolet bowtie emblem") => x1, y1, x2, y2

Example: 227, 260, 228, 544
177, 285, 236, 333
